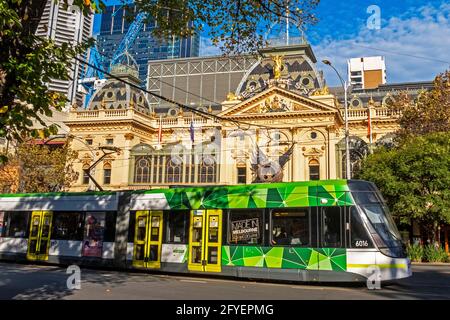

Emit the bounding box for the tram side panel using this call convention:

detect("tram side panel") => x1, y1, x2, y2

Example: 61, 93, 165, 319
0, 194, 119, 266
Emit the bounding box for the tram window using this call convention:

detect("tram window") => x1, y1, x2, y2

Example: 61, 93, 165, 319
52, 212, 84, 240
349, 206, 374, 248
2, 212, 30, 238
104, 211, 117, 242
271, 209, 310, 246
228, 209, 263, 245
321, 207, 342, 248
165, 210, 188, 244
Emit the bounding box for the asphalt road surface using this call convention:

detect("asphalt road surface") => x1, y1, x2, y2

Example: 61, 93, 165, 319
0, 262, 449, 300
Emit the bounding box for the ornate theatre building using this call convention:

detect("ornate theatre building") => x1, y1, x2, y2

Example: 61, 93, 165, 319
65, 44, 432, 192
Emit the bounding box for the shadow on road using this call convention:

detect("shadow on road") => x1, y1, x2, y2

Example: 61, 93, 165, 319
0, 262, 449, 300
0, 263, 169, 300
368, 266, 450, 300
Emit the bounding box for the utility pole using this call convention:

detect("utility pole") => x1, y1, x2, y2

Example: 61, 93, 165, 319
322, 59, 351, 179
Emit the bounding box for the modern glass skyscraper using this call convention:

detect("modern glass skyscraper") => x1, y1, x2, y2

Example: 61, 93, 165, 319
36, 0, 93, 106
97, 5, 200, 84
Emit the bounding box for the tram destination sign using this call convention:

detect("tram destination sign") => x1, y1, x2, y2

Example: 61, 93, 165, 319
231, 218, 259, 242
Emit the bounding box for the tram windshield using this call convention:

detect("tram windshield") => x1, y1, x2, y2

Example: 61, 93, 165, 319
349, 181, 403, 249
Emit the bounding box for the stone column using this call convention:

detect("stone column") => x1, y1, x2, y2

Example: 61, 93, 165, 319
123, 133, 135, 186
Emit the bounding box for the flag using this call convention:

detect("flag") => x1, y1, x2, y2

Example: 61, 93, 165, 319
158, 115, 162, 145
189, 114, 194, 143
367, 108, 372, 143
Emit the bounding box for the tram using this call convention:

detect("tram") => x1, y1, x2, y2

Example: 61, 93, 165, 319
0, 180, 411, 282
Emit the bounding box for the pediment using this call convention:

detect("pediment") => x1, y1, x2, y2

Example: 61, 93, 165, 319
219, 86, 339, 118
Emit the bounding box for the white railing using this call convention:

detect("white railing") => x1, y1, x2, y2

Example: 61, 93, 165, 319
340, 108, 401, 120
76, 110, 99, 118
105, 109, 128, 117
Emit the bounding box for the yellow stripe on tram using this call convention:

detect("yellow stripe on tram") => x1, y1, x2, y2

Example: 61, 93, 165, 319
347, 263, 407, 269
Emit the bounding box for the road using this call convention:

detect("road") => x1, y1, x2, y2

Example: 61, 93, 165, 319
0, 262, 449, 300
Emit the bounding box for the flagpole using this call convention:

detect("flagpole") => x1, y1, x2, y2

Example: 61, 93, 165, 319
190, 114, 195, 183
367, 96, 374, 153
368, 96, 373, 145
158, 115, 162, 146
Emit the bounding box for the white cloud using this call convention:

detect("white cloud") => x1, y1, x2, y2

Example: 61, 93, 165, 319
313, 3, 450, 86
199, 37, 221, 57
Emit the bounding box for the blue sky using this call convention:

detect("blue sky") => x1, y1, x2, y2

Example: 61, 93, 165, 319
94, 0, 450, 85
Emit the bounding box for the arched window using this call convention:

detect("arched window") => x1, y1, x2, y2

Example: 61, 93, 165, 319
199, 154, 217, 183
336, 137, 369, 178
134, 156, 151, 183
308, 159, 320, 181
131, 143, 191, 185
82, 164, 90, 185
236, 164, 247, 184
103, 163, 112, 185
166, 155, 182, 183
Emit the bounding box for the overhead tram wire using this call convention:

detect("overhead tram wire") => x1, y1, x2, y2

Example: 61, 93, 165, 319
73, 56, 298, 133
36, 19, 298, 144
93, 49, 223, 108
91, 51, 277, 139
87, 48, 312, 142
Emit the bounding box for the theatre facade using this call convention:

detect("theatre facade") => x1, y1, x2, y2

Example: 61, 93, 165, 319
65, 44, 432, 192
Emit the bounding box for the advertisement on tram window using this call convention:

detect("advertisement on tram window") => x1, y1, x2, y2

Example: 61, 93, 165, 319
230, 218, 260, 243
82, 212, 105, 257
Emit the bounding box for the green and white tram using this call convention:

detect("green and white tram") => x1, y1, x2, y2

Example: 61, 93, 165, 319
0, 180, 411, 282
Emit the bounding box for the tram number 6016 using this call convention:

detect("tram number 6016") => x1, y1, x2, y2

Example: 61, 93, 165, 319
355, 240, 369, 247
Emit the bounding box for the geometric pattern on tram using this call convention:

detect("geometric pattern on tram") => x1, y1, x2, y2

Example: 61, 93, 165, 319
160, 180, 354, 209
222, 246, 347, 271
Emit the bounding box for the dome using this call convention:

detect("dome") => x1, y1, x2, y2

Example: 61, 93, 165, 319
87, 50, 152, 114
110, 50, 140, 81
87, 80, 152, 115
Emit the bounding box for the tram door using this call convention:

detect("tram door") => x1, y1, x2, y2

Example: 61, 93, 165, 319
27, 211, 53, 261
188, 210, 222, 272
133, 211, 163, 268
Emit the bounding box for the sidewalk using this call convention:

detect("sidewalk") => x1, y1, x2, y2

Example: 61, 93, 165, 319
411, 262, 450, 266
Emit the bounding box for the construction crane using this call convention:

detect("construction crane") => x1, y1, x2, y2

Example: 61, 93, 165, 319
110, 11, 147, 68
77, 44, 106, 107
79, 5, 178, 106
78, 5, 148, 107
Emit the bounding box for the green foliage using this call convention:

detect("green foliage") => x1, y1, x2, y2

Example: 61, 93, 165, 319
129, 0, 320, 55
406, 243, 424, 262
387, 70, 450, 141
355, 132, 450, 236
16, 142, 79, 193
0, 0, 96, 151
423, 244, 449, 263
1, 0, 320, 152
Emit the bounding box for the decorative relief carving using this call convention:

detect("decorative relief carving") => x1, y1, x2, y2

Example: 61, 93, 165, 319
302, 147, 324, 157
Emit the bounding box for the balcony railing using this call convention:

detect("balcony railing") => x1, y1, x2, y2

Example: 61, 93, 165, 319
70, 107, 401, 127
69, 108, 219, 127
340, 108, 401, 121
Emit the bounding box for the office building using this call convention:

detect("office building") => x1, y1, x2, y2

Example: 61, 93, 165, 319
35, 0, 94, 105
347, 56, 387, 90
97, 4, 200, 84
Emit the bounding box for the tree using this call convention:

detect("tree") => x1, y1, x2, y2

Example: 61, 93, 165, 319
0, 141, 79, 193
1, 0, 319, 164
355, 132, 450, 244
130, 0, 319, 55
0, 0, 98, 164
387, 70, 450, 140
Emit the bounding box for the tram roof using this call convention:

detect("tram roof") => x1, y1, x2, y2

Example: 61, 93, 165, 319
0, 180, 352, 198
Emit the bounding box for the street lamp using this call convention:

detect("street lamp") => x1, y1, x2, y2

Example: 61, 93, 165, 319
322, 59, 351, 180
